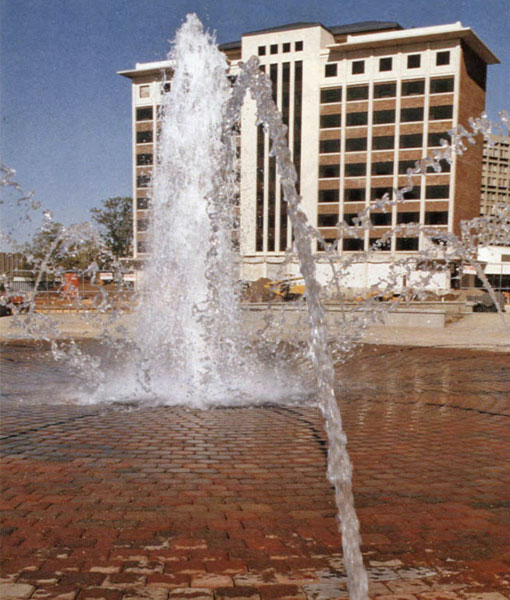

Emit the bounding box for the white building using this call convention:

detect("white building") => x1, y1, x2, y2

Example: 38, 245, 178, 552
119, 20, 499, 292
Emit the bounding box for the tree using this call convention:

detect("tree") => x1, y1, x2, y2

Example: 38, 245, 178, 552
23, 221, 103, 272
91, 197, 133, 258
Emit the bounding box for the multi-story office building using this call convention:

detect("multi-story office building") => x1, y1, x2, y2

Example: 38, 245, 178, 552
481, 135, 510, 216
119, 20, 499, 290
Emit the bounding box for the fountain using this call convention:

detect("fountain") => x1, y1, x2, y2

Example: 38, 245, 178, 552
1, 13, 509, 600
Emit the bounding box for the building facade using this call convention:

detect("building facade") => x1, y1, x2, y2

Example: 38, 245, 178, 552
119, 20, 499, 290
481, 135, 510, 216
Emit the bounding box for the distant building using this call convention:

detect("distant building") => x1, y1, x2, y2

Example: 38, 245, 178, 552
119, 20, 499, 291
0, 252, 24, 277
481, 134, 510, 216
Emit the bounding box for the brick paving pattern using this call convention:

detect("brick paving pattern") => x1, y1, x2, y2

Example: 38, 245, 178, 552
1, 345, 509, 600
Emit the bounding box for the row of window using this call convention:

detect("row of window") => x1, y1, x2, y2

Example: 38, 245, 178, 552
482, 192, 510, 203
319, 133, 449, 156
318, 210, 448, 227
319, 185, 449, 202
338, 237, 420, 251
325, 51, 451, 78
485, 162, 510, 173
139, 82, 171, 98
320, 105, 452, 129
322, 161, 451, 179
484, 151, 510, 161
320, 78, 453, 103
483, 179, 510, 187
258, 41, 303, 56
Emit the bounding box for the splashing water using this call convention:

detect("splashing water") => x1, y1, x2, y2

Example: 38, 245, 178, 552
135, 15, 369, 596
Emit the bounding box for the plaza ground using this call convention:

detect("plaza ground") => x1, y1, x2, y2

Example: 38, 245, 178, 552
1, 345, 509, 600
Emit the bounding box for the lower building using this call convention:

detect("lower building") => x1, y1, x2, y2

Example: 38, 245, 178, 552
481, 135, 510, 216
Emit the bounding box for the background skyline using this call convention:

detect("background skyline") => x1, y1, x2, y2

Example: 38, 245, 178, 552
1, 0, 509, 241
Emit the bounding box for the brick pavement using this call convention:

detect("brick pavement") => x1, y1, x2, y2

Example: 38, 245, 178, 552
1, 345, 509, 600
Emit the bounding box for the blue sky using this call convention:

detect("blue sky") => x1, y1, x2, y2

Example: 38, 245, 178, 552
1, 0, 509, 238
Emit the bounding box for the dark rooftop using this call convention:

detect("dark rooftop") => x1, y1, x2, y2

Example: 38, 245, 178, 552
328, 21, 402, 35
218, 20, 402, 51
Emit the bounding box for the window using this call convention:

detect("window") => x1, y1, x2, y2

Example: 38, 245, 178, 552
370, 238, 391, 251
346, 112, 368, 126
397, 212, 420, 224
373, 135, 394, 150
345, 137, 367, 152
379, 57, 392, 71
162, 82, 171, 93
320, 114, 341, 128
401, 79, 425, 96
403, 186, 421, 200
270, 44, 278, 55
320, 139, 340, 153
137, 175, 151, 188
430, 235, 448, 246
136, 107, 153, 121
295, 41, 303, 51
430, 77, 454, 93
258, 46, 266, 56
318, 213, 339, 227
319, 189, 339, 203
352, 60, 364, 74
372, 162, 394, 176
343, 239, 364, 251
398, 160, 417, 174
137, 197, 150, 210
400, 107, 424, 122
374, 82, 396, 98
371, 188, 393, 201
428, 132, 449, 147
407, 54, 421, 69
370, 213, 392, 226
436, 51, 450, 66
426, 185, 449, 198
429, 105, 453, 120
325, 63, 338, 77
319, 165, 340, 178
136, 153, 153, 166
137, 241, 148, 254
318, 238, 337, 250
139, 85, 150, 98
425, 211, 448, 225
345, 163, 366, 177
136, 130, 153, 144
343, 214, 358, 226
396, 238, 419, 251
344, 188, 365, 202
321, 88, 342, 103
137, 218, 149, 232
400, 133, 423, 148
347, 85, 368, 101
283, 42, 291, 53
373, 109, 395, 124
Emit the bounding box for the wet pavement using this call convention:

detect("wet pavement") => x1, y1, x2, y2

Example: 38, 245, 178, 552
1, 345, 509, 600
